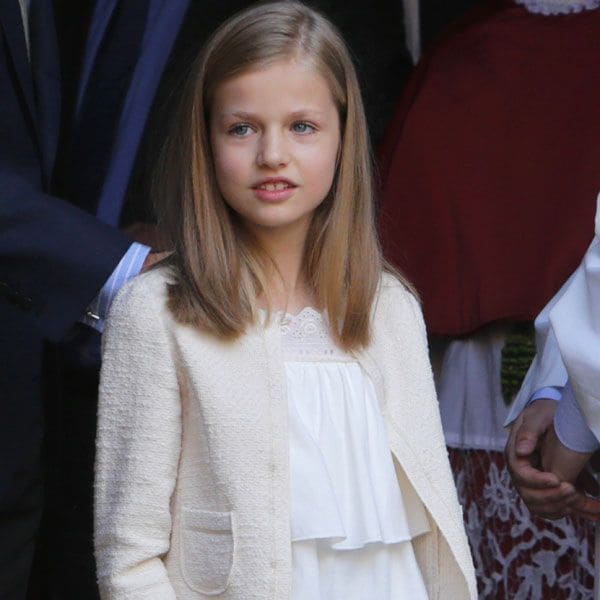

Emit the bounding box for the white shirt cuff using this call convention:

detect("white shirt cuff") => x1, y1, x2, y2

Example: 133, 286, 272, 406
554, 380, 600, 453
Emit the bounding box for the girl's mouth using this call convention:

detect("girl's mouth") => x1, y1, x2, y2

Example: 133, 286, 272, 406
253, 179, 297, 202
257, 182, 293, 191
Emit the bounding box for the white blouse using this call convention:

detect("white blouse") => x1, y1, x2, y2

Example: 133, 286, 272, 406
280, 308, 430, 599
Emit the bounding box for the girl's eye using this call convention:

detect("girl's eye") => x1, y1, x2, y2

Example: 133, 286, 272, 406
292, 121, 316, 134
229, 124, 253, 137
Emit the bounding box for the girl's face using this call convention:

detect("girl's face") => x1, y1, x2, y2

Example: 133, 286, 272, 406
210, 59, 341, 240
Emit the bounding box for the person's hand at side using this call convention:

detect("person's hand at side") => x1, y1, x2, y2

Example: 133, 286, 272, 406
540, 425, 600, 521
505, 399, 577, 519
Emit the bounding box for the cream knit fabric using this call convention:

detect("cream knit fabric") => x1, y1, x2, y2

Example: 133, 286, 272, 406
94, 268, 476, 599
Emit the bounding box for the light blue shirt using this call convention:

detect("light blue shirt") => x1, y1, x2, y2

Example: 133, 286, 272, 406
531, 385, 600, 453
82, 242, 150, 331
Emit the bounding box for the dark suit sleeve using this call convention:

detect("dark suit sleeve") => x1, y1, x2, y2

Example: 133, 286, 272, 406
0, 173, 132, 342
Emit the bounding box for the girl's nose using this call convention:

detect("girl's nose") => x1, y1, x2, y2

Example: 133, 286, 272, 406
256, 130, 290, 168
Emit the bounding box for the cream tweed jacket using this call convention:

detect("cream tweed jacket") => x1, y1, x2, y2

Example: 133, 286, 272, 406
94, 268, 476, 599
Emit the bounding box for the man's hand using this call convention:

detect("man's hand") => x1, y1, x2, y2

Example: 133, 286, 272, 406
540, 426, 600, 520
572, 480, 600, 520
506, 399, 577, 519
541, 424, 591, 483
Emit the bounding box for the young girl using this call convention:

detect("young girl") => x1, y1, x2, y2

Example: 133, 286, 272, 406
93, 2, 475, 598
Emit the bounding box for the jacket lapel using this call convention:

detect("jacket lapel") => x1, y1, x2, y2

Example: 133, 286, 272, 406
74, 0, 119, 117
94, 0, 191, 226
28, 0, 61, 184
0, 2, 37, 130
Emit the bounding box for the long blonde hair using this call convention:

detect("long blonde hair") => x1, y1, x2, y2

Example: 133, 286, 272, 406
155, 0, 408, 351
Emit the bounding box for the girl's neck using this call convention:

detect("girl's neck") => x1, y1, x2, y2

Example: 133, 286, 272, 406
267, 279, 315, 315
251, 220, 317, 313
266, 250, 315, 315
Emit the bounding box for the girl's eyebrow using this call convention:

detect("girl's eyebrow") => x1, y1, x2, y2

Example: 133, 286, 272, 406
288, 109, 327, 120
225, 111, 256, 121
221, 109, 328, 121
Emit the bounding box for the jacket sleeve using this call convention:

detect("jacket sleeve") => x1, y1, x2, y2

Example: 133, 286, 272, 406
382, 280, 477, 599
504, 327, 567, 426
0, 171, 132, 342
550, 194, 600, 441
505, 230, 593, 426
94, 275, 180, 599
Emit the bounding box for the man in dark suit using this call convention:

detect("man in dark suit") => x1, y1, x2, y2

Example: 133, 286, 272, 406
0, 1, 178, 597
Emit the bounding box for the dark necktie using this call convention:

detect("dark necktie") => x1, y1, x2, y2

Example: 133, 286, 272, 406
68, 0, 150, 214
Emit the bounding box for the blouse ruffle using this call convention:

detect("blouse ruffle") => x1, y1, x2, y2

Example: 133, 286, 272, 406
287, 360, 430, 549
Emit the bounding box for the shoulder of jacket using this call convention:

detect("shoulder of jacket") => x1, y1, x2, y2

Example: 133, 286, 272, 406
374, 273, 426, 340
378, 272, 419, 307
108, 266, 173, 325
380, 271, 402, 288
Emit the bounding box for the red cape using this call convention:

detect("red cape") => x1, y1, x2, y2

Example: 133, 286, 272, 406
379, 0, 600, 336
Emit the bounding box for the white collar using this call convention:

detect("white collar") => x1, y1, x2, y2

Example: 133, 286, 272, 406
515, 0, 599, 14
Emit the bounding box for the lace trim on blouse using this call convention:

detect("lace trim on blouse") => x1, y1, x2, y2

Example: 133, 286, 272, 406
515, 0, 599, 14
279, 307, 353, 362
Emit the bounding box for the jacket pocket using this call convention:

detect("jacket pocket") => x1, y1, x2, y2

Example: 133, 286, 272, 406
179, 508, 234, 595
